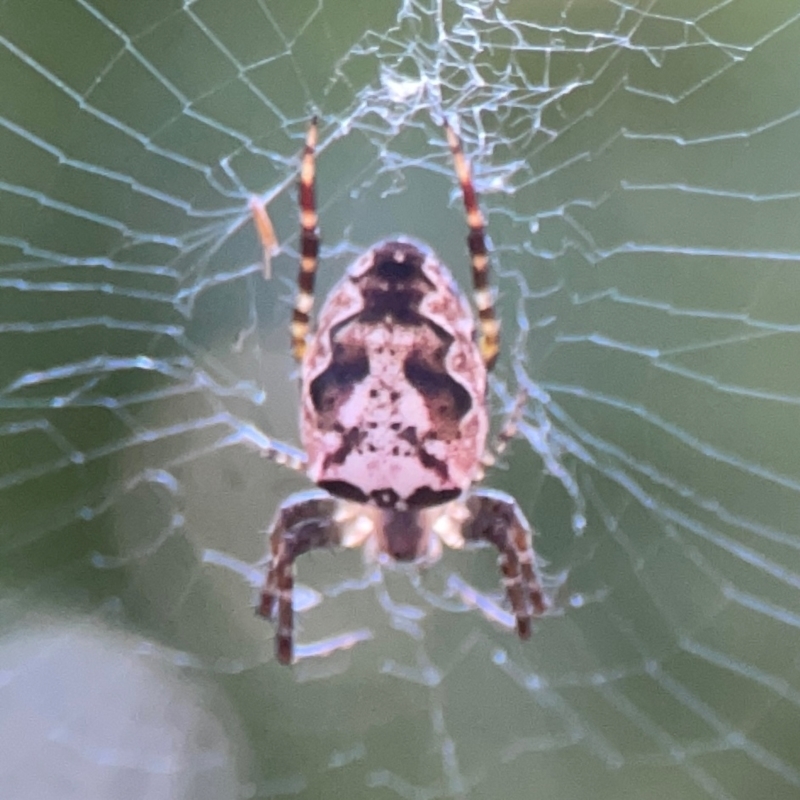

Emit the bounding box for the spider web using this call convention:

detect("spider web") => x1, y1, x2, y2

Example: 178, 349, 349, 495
2, 0, 800, 798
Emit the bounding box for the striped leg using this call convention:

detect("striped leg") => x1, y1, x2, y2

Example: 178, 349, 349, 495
237, 425, 307, 473
463, 488, 547, 639
258, 491, 339, 665
248, 118, 319, 360
445, 122, 500, 370
480, 386, 529, 472
292, 117, 320, 362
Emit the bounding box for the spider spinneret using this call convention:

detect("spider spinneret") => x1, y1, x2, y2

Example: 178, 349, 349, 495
253, 118, 546, 665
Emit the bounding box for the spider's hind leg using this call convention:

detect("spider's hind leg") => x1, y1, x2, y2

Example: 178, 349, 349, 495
462, 487, 547, 639
259, 489, 340, 665
480, 385, 528, 473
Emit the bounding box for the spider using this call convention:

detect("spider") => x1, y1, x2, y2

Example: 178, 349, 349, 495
252, 118, 546, 665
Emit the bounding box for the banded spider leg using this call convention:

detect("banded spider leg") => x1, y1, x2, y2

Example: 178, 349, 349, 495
257, 490, 340, 665
462, 487, 547, 639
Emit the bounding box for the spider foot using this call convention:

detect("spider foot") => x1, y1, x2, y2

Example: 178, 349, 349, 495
529, 582, 549, 617
274, 627, 293, 666
257, 581, 294, 664
500, 560, 537, 640
465, 488, 547, 642
256, 586, 277, 620
511, 583, 549, 640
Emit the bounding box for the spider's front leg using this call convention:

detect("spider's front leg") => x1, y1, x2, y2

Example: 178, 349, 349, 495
258, 490, 339, 665
463, 487, 547, 639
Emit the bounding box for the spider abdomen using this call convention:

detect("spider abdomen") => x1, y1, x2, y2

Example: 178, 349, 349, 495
300, 239, 489, 510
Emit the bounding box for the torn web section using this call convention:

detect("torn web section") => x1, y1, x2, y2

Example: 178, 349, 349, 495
1, 1, 800, 800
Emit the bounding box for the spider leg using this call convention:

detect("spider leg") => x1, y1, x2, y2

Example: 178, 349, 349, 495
258, 489, 339, 665
248, 117, 317, 359
481, 386, 528, 471
249, 197, 279, 279
463, 487, 546, 639
445, 121, 499, 371
235, 423, 307, 472
291, 117, 320, 362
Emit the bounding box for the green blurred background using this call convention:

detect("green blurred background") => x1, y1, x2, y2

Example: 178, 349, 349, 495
2, 1, 800, 798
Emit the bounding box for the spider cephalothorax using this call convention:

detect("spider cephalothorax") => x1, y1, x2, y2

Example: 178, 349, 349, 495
252, 118, 546, 665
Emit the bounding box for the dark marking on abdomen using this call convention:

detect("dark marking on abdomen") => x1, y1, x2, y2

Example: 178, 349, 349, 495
403, 351, 472, 441
318, 480, 369, 504
399, 425, 450, 482
310, 342, 369, 426
406, 486, 461, 508
322, 425, 366, 469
